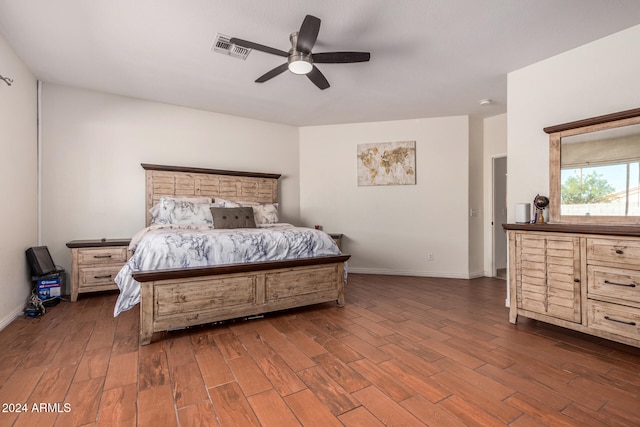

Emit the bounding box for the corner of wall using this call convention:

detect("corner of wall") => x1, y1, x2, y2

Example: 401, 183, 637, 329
0, 33, 38, 329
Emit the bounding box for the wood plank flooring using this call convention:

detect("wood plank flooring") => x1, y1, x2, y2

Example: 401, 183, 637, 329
1, 274, 639, 426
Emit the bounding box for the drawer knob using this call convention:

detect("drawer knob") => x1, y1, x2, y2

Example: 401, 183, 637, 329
604, 280, 636, 288
94, 274, 113, 279
604, 315, 636, 326
615, 249, 624, 255
93, 255, 112, 259
574, 278, 580, 283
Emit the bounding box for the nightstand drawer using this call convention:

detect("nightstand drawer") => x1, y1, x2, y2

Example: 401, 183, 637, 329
79, 265, 123, 287
77, 247, 128, 265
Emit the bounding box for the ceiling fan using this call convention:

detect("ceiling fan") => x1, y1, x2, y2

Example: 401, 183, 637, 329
230, 15, 371, 90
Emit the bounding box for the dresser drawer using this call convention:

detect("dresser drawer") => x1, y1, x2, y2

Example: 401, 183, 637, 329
79, 265, 123, 288
588, 265, 640, 304
587, 238, 640, 266
77, 247, 128, 265
587, 300, 640, 341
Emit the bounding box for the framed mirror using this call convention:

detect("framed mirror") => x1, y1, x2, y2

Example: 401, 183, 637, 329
545, 107, 640, 225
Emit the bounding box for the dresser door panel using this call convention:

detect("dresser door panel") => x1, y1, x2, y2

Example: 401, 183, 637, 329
516, 234, 581, 323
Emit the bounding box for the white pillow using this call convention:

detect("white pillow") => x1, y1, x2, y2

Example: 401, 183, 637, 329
214, 198, 258, 207
149, 196, 212, 219
252, 203, 279, 224
150, 197, 214, 225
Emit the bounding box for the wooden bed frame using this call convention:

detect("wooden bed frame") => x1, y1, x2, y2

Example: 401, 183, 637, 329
133, 163, 350, 345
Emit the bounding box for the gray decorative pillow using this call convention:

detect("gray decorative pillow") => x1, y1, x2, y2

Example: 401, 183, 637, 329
214, 198, 279, 224
210, 207, 257, 229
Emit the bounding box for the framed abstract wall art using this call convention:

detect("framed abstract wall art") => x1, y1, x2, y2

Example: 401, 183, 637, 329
357, 141, 416, 186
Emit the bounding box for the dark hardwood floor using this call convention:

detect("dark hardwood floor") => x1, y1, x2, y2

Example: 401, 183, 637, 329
0, 274, 639, 426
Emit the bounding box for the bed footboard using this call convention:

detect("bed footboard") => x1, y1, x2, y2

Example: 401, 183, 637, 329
132, 255, 350, 345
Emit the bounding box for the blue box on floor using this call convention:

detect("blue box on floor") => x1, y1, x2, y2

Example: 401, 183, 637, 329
35, 272, 63, 301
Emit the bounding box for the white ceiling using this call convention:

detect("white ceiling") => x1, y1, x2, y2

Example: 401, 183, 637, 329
1, 0, 640, 127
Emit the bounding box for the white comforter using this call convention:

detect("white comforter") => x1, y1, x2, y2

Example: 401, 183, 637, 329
113, 223, 342, 316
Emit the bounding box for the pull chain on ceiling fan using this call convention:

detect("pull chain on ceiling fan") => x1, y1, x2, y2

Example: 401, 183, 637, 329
230, 15, 371, 90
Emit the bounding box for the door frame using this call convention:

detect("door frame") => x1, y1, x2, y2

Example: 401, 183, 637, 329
492, 155, 507, 278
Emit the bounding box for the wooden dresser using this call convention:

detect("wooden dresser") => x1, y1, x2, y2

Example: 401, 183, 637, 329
66, 239, 131, 302
504, 223, 640, 348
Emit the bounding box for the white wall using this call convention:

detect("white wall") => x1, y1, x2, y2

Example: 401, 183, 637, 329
483, 113, 507, 276
299, 116, 474, 278
508, 24, 640, 222
0, 34, 38, 327
40, 84, 300, 290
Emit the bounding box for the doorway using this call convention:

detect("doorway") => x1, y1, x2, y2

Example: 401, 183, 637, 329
493, 156, 507, 278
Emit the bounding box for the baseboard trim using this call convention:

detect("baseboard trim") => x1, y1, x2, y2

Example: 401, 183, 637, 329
348, 267, 486, 280
468, 271, 486, 279
0, 303, 25, 332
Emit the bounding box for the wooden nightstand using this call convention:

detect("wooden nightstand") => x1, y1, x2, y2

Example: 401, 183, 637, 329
66, 239, 131, 302
328, 233, 343, 251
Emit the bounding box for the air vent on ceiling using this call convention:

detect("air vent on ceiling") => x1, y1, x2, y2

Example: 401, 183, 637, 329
212, 34, 251, 60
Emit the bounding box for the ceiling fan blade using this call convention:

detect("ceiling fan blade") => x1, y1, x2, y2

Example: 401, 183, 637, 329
230, 38, 288, 57
307, 66, 330, 90
296, 15, 321, 53
255, 63, 289, 83
312, 51, 371, 63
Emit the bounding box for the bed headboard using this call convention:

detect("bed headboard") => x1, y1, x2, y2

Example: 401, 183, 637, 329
142, 163, 281, 226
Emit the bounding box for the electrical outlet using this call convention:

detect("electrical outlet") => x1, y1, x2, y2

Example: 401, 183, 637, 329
428, 253, 434, 261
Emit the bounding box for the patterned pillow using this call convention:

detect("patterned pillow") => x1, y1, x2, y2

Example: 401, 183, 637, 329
151, 197, 214, 225
214, 198, 258, 207
251, 203, 278, 224
210, 207, 257, 229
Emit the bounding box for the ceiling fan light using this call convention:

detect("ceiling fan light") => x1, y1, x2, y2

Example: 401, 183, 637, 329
288, 60, 312, 74
288, 54, 313, 74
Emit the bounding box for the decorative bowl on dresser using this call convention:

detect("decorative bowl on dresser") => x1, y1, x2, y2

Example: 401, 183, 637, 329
66, 239, 131, 302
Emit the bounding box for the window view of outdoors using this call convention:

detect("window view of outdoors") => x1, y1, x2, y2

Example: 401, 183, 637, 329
561, 162, 640, 216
